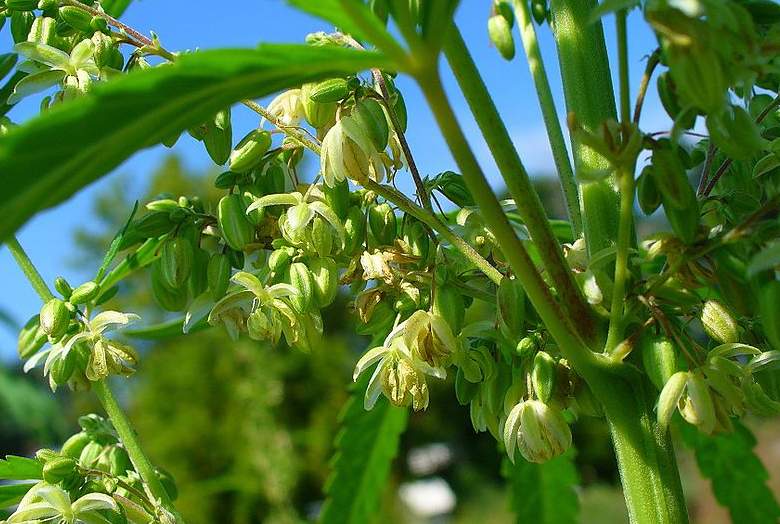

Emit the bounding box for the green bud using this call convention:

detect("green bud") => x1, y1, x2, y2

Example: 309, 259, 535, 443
268, 247, 294, 273
665, 42, 726, 114
10, 10, 35, 43
146, 198, 179, 213
218, 194, 255, 251
532, 351, 556, 403
300, 82, 337, 130
42, 456, 77, 484
309, 256, 339, 307
343, 206, 367, 255
187, 248, 209, 297
636, 166, 661, 215
150, 261, 188, 312
214, 170, 240, 190
516, 336, 536, 359
488, 14, 515, 61
203, 109, 232, 166
50, 349, 76, 386
496, 277, 526, 341
59, 6, 94, 33
17, 315, 47, 360
60, 431, 90, 459
455, 367, 479, 405
227, 248, 245, 270
160, 237, 194, 289
701, 300, 739, 344
432, 284, 465, 334
368, 202, 397, 245
107, 446, 132, 476
640, 333, 679, 390
309, 77, 350, 103
287, 262, 315, 313
309, 216, 333, 258
40, 298, 70, 339
207, 253, 231, 301
69, 281, 100, 305
657, 371, 688, 431
27, 15, 55, 45
131, 212, 176, 238
352, 99, 389, 151
531, 0, 548, 24
229, 129, 271, 174
54, 276, 72, 299
323, 178, 351, 220
435, 171, 474, 207
403, 220, 430, 266
651, 144, 693, 210
78, 441, 104, 469
680, 371, 716, 434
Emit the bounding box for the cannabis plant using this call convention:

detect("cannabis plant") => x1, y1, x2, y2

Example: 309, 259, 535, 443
1, 0, 780, 522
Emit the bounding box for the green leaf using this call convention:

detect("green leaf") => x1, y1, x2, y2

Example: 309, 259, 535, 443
502, 452, 580, 524
0, 45, 391, 242
0, 71, 26, 116
123, 316, 209, 340
0, 482, 36, 508
288, 0, 385, 43
319, 372, 408, 524
747, 241, 780, 278
97, 237, 163, 301
0, 456, 43, 481
96, 201, 138, 282
101, 0, 134, 17
679, 421, 780, 523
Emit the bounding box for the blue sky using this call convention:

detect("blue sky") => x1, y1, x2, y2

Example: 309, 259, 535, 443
0, 1, 664, 360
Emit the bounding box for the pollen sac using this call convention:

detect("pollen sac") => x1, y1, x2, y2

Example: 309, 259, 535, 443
381, 355, 430, 411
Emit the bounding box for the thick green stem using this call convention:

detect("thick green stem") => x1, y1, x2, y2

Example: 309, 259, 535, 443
415, 70, 601, 381
442, 27, 600, 346
511, 0, 581, 238
6, 236, 55, 302
6, 236, 181, 521
606, 170, 634, 351
549, 0, 619, 257
92, 381, 178, 517
549, 2, 689, 521
616, 11, 631, 125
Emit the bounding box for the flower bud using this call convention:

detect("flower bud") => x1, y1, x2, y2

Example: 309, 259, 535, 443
488, 13, 515, 61
404, 310, 457, 368
300, 82, 337, 130
516, 336, 536, 359
207, 253, 231, 301
432, 284, 466, 334
247, 308, 281, 344
664, 41, 726, 114
160, 237, 194, 289
54, 276, 73, 299
42, 456, 77, 484
531, 0, 548, 24
59, 6, 94, 33
203, 109, 232, 166
287, 262, 315, 314
106, 446, 132, 476
504, 400, 572, 463
640, 333, 679, 390
218, 194, 255, 251
496, 277, 526, 341
18, 315, 47, 360
636, 165, 661, 215
151, 261, 188, 312
50, 349, 76, 386
343, 206, 367, 255
40, 298, 70, 339
701, 300, 739, 344
69, 281, 100, 305
455, 367, 479, 405
368, 202, 397, 245
78, 441, 104, 469
309, 77, 350, 103
229, 129, 271, 174
60, 431, 90, 459
322, 179, 351, 220
651, 143, 693, 211
532, 351, 556, 403
309, 257, 339, 308
351, 99, 389, 151
321, 118, 385, 187
310, 216, 334, 258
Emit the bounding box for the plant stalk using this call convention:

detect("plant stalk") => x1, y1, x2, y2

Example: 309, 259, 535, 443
6, 236, 181, 521
511, 0, 581, 238
605, 169, 635, 351
415, 70, 601, 381
442, 27, 600, 346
